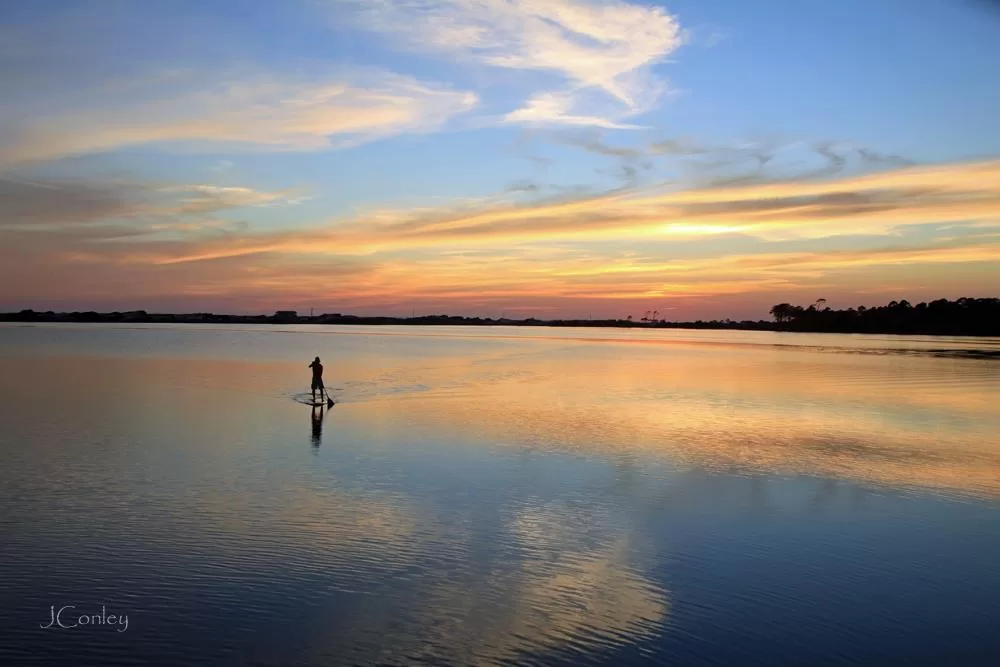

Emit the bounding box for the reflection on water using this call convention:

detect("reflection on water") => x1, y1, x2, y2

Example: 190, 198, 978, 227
311, 406, 326, 449
0, 323, 998, 665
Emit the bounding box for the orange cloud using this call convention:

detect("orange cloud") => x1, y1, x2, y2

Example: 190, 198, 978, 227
2, 160, 998, 315
129, 159, 1000, 266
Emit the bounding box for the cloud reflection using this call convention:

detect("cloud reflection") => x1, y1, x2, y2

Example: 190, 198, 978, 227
304, 502, 668, 666
348, 343, 1000, 499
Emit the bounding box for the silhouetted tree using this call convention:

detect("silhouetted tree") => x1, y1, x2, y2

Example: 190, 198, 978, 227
769, 297, 999, 335
769, 303, 793, 324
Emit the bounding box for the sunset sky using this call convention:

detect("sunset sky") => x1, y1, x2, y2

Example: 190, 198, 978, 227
2, 0, 999, 320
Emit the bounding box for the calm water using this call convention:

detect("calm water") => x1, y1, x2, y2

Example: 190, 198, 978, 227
1, 323, 999, 666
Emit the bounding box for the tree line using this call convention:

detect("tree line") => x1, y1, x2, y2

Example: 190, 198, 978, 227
5, 297, 998, 336
768, 298, 1000, 335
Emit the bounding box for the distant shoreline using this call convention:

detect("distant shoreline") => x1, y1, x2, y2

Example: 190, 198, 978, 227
3, 304, 998, 337
1, 309, 775, 331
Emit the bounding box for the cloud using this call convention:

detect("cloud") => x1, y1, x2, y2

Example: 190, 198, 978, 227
0, 69, 477, 164
542, 131, 920, 196
4, 1, 680, 164
503, 91, 644, 129
0, 2, 479, 164
504, 180, 542, 194
0, 176, 293, 229
0, 177, 136, 227
3, 159, 998, 315
318, 241, 1000, 307
346, 0, 683, 128
557, 133, 914, 191
129, 159, 1000, 265
558, 131, 646, 159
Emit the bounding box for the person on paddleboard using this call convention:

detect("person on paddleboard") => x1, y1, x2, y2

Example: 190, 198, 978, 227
309, 356, 325, 400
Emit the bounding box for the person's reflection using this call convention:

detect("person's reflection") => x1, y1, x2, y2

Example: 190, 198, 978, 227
311, 405, 325, 449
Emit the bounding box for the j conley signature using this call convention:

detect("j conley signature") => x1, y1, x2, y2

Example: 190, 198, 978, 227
41, 605, 128, 632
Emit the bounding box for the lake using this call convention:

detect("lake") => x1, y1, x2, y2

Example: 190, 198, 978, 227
1, 323, 999, 666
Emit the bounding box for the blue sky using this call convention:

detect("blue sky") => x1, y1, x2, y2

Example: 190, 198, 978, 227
1, 0, 998, 318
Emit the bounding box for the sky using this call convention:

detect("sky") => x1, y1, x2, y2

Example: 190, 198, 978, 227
1, 0, 999, 320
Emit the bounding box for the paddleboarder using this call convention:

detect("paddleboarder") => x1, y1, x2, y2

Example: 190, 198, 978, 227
309, 356, 325, 401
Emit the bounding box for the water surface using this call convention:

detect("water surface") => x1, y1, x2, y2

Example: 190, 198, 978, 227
1, 323, 998, 665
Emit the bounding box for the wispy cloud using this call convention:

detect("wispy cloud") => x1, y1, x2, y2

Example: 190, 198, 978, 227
3, 1, 679, 164
0, 2, 483, 164
0, 68, 477, 164
4, 158, 995, 315
345, 0, 683, 128
0, 176, 295, 229
553, 132, 915, 189
122, 159, 1000, 264
0, 153, 1000, 315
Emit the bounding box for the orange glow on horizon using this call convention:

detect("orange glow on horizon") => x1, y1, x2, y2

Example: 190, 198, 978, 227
2, 159, 998, 317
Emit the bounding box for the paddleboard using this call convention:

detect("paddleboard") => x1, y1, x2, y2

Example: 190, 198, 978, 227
293, 392, 335, 408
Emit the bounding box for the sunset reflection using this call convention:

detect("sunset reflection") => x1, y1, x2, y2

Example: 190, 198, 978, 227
340, 342, 1000, 498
